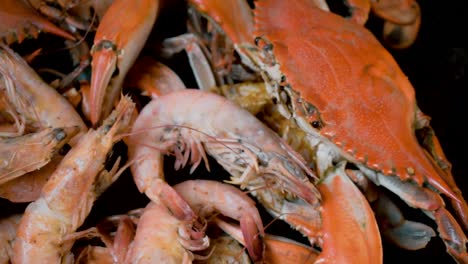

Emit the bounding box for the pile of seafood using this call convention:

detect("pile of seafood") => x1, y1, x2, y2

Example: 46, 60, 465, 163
1, 0, 466, 263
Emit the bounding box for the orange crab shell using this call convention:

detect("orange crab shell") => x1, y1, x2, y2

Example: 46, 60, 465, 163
253, 0, 457, 201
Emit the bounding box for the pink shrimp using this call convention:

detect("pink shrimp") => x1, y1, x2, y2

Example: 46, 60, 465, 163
0, 214, 22, 264
173, 179, 264, 262
12, 96, 135, 263
125, 200, 209, 264
0, 44, 86, 144
127, 89, 322, 245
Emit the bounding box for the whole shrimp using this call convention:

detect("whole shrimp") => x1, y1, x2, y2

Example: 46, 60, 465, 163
0, 126, 78, 185
127, 89, 322, 245
173, 179, 265, 262
12, 96, 135, 264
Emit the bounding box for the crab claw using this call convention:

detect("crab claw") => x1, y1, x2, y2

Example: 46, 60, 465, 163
89, 41, 118, 125
188, 0, 254, 47
1, 0, 75, 45
382, 12, 421, 49
371, 0, 421, 49
316, 163, 383, 264
89, 0, 159, 125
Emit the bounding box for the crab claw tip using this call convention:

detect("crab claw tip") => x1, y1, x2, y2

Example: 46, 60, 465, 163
90, 46, 118, 125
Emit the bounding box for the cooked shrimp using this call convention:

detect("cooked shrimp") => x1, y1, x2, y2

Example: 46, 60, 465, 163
75, 246, 114, 264
125, 200, 209, 264
0, 155, 62, 203
0, 44, 86, 144
173, 179, 264, 262
0, 214, 21, 264
127, 89, 322, 244
0, 126, 78, 185
124, 56, 187, 99
12, 96, 135, 264
0, 90, 25, 137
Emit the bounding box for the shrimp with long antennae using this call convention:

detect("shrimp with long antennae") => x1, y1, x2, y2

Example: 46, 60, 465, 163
12, 95, 135, 264
0, 126, 78, 186
127, 89, 322, 245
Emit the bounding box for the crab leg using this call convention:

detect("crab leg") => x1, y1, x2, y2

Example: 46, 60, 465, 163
0, 0, 75, 45
344, 0, 372, 25
313, 163, 383, 263
125, 200, 209, 263
371, 189, 436, 250
89, 0, 158, 125
415, 111, 468, 230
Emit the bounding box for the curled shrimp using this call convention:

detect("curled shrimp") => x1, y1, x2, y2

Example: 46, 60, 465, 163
0, 44, 86, 143
12, 96, 135, 263
173, 179, 265, 262
127, 89, 322, 244
0, 126, 78, 186
125, 200, 210, 264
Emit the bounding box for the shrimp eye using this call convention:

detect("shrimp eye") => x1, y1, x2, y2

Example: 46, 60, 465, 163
254, 36, 262, 46
311, 120, 322, 129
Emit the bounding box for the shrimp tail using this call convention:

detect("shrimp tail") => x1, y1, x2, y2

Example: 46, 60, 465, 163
240, 213, 265, 262
149, 179, 197, 222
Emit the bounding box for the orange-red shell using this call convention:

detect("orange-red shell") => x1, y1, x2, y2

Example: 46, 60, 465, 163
254, 0, 455, 199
